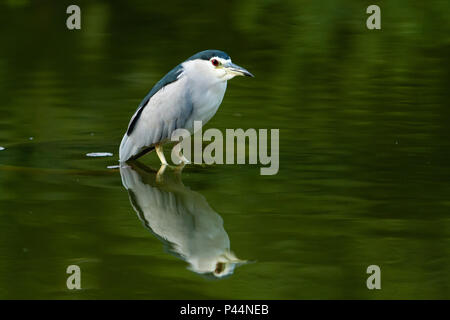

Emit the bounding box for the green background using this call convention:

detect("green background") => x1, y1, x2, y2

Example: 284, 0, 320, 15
0, 0, 449, 299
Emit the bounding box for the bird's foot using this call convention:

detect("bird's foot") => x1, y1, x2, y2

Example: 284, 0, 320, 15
156, 164, 168, 183
155, 144, 169, 166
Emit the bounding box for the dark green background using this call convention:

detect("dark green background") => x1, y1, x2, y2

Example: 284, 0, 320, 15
0, 0, 449, 299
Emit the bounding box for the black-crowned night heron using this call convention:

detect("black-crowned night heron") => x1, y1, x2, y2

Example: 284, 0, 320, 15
119, 49, 253, 164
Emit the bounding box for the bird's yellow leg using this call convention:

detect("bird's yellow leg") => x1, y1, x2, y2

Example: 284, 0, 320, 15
155, 143, 168, 165
156, 164, 167, 184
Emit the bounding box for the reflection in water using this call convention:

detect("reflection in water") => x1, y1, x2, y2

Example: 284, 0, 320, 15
120, 163, 245, 278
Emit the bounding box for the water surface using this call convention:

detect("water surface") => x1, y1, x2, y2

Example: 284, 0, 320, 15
0, 0, 449, 299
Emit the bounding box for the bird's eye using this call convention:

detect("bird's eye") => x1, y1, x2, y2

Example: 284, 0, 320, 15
211, 59, 219, 67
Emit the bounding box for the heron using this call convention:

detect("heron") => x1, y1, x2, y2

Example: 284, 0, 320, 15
119, 50, 253, 165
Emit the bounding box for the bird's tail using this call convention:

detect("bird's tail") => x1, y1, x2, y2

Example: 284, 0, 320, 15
119, 133, 155, 162
119, 133, 139, 162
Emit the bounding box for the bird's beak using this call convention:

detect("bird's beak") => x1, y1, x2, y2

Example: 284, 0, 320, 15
225, 62, 254, 77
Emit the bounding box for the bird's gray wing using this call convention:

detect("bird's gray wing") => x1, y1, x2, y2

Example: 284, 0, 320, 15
119, 62, 194, 161
136, 82, 193, 146
119, 75, 193, 161
127, 63, 184, 136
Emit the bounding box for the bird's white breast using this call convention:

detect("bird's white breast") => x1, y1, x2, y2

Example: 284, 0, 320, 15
181, 60, 228, 132
190, 81, 227, 126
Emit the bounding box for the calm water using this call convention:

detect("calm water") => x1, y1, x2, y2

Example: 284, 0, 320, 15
0, 0, 449, 299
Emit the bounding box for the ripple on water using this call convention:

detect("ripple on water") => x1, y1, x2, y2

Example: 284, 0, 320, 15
86, 152, 113, 157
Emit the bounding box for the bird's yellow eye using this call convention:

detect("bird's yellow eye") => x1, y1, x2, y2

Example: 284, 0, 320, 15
211, 59, 219, 67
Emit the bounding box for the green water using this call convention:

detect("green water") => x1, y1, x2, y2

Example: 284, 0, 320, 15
0, 0, 449, 299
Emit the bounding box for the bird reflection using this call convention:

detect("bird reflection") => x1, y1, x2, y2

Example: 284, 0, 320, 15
120, 163, 245, 278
